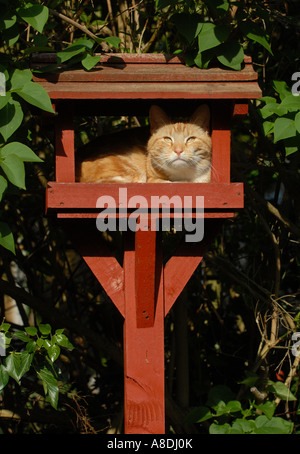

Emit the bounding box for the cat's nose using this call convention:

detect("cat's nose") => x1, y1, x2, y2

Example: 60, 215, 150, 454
174, 148, 183, 156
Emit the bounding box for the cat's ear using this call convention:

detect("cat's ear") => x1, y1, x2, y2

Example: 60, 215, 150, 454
190, 104, 210, 132
149, 105, 171, 133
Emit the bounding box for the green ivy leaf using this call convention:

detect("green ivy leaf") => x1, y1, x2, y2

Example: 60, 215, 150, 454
57, 38, 94, 64
209, 422, 231, 434
274, 117, 297, 143
0, 175, 8, 201
25, 326, 38, 336
38, 324, 51, 336
10, 68, 32, 90
47, 344, 60, 362
262, 120, 274, 135
14, 330, 30, 342
295, 111, 300, 134
0, 322, 11, 332
240, 20, 273, 55
5, 351, 33, 384
0, 364, 9, 391
17, 4, 49, 34
15, 81, 54, 114
37, 366, 59, 409
0, 12, 17, 31
267, 381, 297, 401
273, 80, 291, 100
217, 41, 244, 70
36, 338, 44, 348
260, 96, 276, 104
0, 222, 15, 253
238, 372, 259, 388
0, 98, 24, 141
55, 329, 64, 335
198, 23, 230, 53
1, 142, 43, 162
0, 94, 11, 111
3, 24, 20, 48
0, 153, 25, 188
254, 415, 293, 434
260, 102, 287, 119
101, 36, 122, 49
284, 140, 299, 156
256, 401, 276, 419
57, 45, 87, 64
55, 333, 74, 350
194, 47, 216, 69
231, 418, 255, 433
25, 340, 37, 353
280, 94, 300, 112
214, 399, 242, 416
81, 53, 101, 71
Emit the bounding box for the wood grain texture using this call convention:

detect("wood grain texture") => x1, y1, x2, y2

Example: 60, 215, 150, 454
46, 182, 244, 212
32, 53, 262, 100
123, 232, 165, 434
55, 110, 75, 182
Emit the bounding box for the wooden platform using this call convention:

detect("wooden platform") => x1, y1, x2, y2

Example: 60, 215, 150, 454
46, 182, 244, 218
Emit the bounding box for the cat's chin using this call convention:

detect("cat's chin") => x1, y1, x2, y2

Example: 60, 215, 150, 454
170, 158, 189, 167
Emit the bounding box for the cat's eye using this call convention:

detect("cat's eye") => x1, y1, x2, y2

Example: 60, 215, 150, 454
186, 136, 196, 143
163, 136, 173, 143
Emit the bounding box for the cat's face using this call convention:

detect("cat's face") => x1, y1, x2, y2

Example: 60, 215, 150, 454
147, 105, 212, 182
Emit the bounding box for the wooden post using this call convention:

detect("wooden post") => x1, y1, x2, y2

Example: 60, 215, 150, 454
55, 106, 75, 183
211, 101, 232, 184
123, 231, 165, 434
135, 229, 157, 328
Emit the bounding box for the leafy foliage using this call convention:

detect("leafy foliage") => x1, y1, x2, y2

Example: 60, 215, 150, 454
260, 81, 300, 155
0, 321, 73, 409
185, 383, 295, 434
0, 3, 53, 253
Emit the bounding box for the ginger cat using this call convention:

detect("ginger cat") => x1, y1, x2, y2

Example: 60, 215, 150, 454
76, 105, 211, 183
76, 127, 149, 183
146, 105, 211, 183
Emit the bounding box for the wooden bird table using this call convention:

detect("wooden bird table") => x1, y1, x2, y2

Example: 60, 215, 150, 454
32, 53, 261, 434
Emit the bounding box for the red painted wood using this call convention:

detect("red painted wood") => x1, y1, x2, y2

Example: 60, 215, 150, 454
135, 229, 157, 328
123, 233, 165, 434
211, 102, 232, 183
34, 81, 262, 100
81, 255, 124, 318
32, 53, 261, 100
46, 182, 244, 212
55, 211, 235, 219
33, 53, 258, 86
35, 64, 258, 84
55, 110, 75, 182
233, 101, 249, 117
